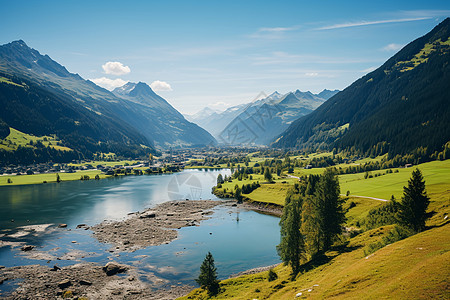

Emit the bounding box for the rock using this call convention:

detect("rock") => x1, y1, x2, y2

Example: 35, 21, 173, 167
139, 211, 156, 219
57, 279, 71, 289
167, 212, 175, 216
123, 240, 130, 245
58, 224, 67, 228
0, 277, 7, 285
232, 203, 237, 207
50, 265, 61, 271
76, 224, 88, 229
21, 245, 35, 251
103, 262, 127, 276
79, 279, 92, 286
71, 241, 77, 243
295, 292, 302, 297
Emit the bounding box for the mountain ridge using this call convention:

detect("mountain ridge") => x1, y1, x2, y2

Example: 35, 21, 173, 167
273, 18, 450, 158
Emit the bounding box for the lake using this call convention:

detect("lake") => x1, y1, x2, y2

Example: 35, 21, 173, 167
0, 169, 281, 290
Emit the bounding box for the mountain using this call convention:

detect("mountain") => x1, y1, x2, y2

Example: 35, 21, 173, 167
188, 103, 249, 138
274, 18, 450, 158
184, 107, 219, 123
112, 82, 216, 148
217, 89, 337, 145
0, 40, 216, 156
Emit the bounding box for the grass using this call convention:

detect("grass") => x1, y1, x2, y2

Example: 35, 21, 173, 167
179, 223, 450, 300
340, 160, 450, 200
246, 182, 294, 206
343, 196, 384, 228
0, 76, 24, 87
0, 170, 109, 186
0, 127, 72, 151
179, 159, 450, 299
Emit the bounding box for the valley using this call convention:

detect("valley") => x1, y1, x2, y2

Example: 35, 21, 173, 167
0, 4, 449, 300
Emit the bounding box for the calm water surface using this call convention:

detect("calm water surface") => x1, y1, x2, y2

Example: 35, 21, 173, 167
0, 169, 281, 290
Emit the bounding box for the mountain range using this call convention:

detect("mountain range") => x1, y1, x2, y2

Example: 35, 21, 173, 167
274, 18, 450, 158
187, 89, 338, 145
0, 40, 216, 162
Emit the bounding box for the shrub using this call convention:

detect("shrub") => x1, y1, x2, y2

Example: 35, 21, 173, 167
267, 269, 278, 282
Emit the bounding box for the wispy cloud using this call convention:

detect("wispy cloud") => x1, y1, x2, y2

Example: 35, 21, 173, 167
317, 17, 430, 30
250, 25, 299, 39
382, 43, 404, 52
259, 26, 298, 33
361, 66, 377, 73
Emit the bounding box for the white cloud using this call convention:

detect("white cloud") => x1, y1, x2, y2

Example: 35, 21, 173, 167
382, 43, 404, 52
317, 17, 430, 30
102, 61, 131, 75
305, 72, 319, 77
150, 80, 172, 91
90, 77, 128, 90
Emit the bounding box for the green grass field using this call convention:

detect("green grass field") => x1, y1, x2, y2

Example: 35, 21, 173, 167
0, 127, 72, 151
340, 160, 450, 200
0, 170, 109, 186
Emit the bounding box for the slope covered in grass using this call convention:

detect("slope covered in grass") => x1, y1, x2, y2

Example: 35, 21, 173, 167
180, 222, 449, 300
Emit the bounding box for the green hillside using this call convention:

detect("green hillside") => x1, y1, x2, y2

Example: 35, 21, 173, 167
274, 18, 450, 160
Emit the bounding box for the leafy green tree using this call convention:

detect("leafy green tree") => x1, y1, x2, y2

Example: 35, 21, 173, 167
264, 167, 273, 183
397, 168, 430, 232
277, 192, 305, 276
196, 252, 220, 296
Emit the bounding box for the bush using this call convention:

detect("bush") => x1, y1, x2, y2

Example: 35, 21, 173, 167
267, 269, 278, 282
364, 225, 413, 256
361, 200, 399, 230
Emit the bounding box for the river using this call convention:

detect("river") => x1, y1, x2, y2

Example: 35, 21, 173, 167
0, 169, 281, 291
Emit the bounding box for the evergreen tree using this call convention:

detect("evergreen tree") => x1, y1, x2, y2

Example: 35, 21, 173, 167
277, 193, 305, 276
398, 168, 430, 232
264, 167, 273, 183
234, 186, 243, 203
196, 252, 220, 296
314, 168, 345, 252
301, 195, 323, 257
217, 173, 224, 185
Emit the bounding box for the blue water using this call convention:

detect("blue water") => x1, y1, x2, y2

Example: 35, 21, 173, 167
0, 169, 281, 290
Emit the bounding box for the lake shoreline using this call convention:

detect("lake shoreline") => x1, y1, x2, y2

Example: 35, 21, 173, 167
1, 197, 281, 298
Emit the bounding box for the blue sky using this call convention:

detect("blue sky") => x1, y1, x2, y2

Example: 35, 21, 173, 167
1, 1, 449, 114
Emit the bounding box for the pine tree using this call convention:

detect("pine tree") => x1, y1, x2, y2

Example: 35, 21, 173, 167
398, 168, 430, 232
264, 167, 273, 183
196, 252, 220, 296
314, 168, 345, 251
277, 193, 305, 276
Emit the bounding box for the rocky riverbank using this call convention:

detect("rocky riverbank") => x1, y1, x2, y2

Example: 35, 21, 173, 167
91, 199, 227, 252
0, 262, 193, 299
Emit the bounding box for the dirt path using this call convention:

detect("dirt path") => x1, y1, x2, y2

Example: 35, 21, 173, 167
343, 194, 389, 202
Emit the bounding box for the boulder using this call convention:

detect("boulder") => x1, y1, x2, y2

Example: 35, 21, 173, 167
57, 279, 71, 289
139, 211, 156, 219
79, 279, 92, 286
58, 224, 67, 228
21, 245, 35, 251
103, 262, 127, 276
